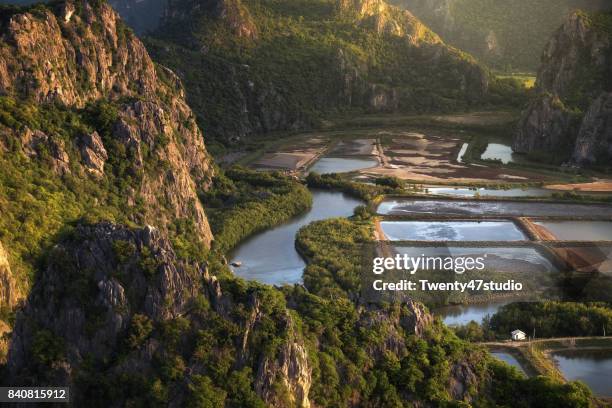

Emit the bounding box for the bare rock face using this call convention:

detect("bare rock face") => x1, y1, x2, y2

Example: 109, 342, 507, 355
115, 98, 213, 241
254, 313, 312, 408
572, 92, 612, 165
0, 241, 17, 309
368, 84, 400, 112
7, 222, 205, 386
402, 299, 433, 336
20, 128, 71, 175
20, 128, 49, 158
535, 11, 609, 97
358, 300, 434, 363
79, 131, 108, 177
448, 361, 479, 402
513, 94, 574, 154
338, 0, 387, 18
0, 1, 157, 106
513, 11, 612, 164
389, 0, 455, 35
0, 1, 214, 245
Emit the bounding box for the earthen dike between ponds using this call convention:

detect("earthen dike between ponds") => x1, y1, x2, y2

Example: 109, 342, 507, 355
371, 196, 612, 297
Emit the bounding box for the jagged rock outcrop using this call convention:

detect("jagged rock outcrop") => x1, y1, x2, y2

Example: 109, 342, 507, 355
391, 0, 511, 66
20, 127, 72, 175
572, 91, 612, 164
113, 97, 213, 240
448, 360, 480, 401
79, 131, 108, 177
0, 1, 156, 106
391, 0, 454, 31
0, 241, 17, 309
402, 299, 433, 336
513, 11, 612, 165
7, 221, 312, 406
513, 94, 574, 153
338, 0, 424, 37
359, 300, 434, 360
535, 11, 610, 96
7, 223, 204, 385
255, 313, 312, 408
0, 0, 214, 244
379, 0, 454, 36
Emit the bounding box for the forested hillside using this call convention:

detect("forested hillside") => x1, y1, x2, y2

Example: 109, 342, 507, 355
146, 0, 501, 148
0, 0, 214, 354
0, 1, 604, 406
390, 0, 612, 71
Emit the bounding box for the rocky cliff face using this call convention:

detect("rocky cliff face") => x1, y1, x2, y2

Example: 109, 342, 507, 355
0, 241, 17, 310
0, 0, 214, 243
254, 312, 312, 408
389, 0, 507, 67
6, 222, 313, 406
389, 0, 454, 35
513, 11, 612, 165
513, 94, 575, 154
572, 92, 612, 163
0, 1, 155, 106
7, 223, 202, 383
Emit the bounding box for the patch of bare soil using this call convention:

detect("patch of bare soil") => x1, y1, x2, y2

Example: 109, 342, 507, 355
253, 153, 314, 170
432, 111, 516, 126
252, 137, 328, 171
545, 181, 612, 193
329, 138, 377, 156
530, 223, 558, 241
364, 131, 551, 183
550, 246, 612, 273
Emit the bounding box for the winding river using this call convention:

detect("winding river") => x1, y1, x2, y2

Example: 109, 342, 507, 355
229, 190, 362, 285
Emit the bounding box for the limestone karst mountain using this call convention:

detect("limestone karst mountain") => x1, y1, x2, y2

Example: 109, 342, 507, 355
513, 11, 612, 166
0, 0, 214, 309
147, 0, 491, 145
